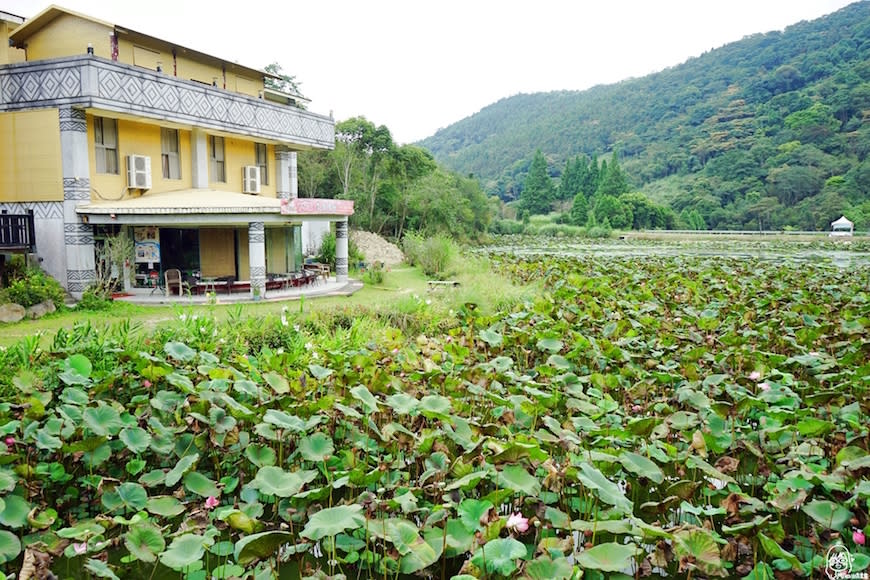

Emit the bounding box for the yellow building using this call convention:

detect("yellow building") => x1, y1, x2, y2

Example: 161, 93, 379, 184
0, 5, 352, 298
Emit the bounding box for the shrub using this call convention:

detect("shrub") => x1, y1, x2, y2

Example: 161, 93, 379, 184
2, 268, 65, 308
76, 285, 113, 311
317, 232, 336, 266
402, 232, 456, 279
362, 262, 385, 285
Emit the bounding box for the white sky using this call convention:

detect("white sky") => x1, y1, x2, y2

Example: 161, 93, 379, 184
4, 0, 857, 144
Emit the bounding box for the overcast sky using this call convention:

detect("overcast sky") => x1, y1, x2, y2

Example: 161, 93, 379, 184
5, 0, 858, 144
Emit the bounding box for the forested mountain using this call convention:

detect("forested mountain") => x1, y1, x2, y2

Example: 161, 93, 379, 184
419, 1, 870, 230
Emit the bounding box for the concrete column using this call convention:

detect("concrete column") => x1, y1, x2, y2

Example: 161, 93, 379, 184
275, 147, 291, 200
335, 218, 348, 283
191, 128, 208, 189
59, 107, 96, 298
248, 221, 266, 299
288, 152, 298, 199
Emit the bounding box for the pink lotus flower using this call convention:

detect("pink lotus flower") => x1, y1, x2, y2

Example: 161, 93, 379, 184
73, 542, 87, 555
204, 496, 219, 510
506, 512, 529, 533
855, 529, 866, 545
758, 382, 770, 391
4, 436, 14, 448
749, 371, 761, 381
143, 380, 152, 388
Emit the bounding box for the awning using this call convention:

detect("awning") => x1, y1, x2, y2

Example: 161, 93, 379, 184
831, 215, 853, 228
76, 190, 353, 225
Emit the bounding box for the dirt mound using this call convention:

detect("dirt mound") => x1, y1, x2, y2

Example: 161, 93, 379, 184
351, 230, 405, 268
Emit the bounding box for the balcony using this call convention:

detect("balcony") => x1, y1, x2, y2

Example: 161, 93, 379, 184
0, 212, 35, 251
0, 56, 334, 149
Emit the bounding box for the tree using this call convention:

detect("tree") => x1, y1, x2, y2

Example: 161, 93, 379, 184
593, 194, 633, 229
386, 145, 436, 239
333, 117, 394, 229
595, 152, 630, 197
569, 192, 588, 226
264, 62, 304, 107
298, 150, 330, 198
559, 156, 588, 201
519, 150, 554, 215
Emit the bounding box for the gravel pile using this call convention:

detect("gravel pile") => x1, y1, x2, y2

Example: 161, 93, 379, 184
350, 230, 405, 268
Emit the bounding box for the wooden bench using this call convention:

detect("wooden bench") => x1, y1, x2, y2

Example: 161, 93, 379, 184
427, 280, 460, 289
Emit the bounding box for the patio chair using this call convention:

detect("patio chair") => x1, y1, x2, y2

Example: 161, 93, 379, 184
164, 268, 189, 296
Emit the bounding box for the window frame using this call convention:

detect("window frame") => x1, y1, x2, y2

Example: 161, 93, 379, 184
255, 142, 269, 185
94, 117, 119, 175
161, 128, 181, 180
209, 135, 226, 183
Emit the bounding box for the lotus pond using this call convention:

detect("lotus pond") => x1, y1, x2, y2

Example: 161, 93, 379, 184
0, 242, 868, 579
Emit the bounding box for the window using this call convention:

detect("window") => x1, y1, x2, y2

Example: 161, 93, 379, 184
209, 136, 225, 182
255, 143, 269, 185
161, 128, 181, 179
94, 117, 118, 174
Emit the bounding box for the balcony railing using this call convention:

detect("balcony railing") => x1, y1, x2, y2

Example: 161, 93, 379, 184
0, 213, 35, 251
0, 56, 334, 149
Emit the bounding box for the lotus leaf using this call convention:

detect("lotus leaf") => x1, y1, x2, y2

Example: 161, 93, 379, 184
300, 504, 365, 540
576, 462, 633, 514
471, 537, 526, 576
165, 341, 196, 362
0, 530, 21, 564
0, 494, 30, 528
801, 499, 852, 531
124, 523, 165, 563
83, 558, 120, 580
234, 530, 293, 565
145, 495, 185, 517
160, 533, 213, 571
252, 466, 317, 497
183, 471, 220, 498
299, 432, 334, 462
165, 452, 199, 487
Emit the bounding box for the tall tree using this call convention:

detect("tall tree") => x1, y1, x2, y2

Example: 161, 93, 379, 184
559, 156, 588, 201
386, 145, 436, 239
569, 192, 588, 226
520, 150, 555, 215
333, 117, 394, 229
596, 152, 630, 197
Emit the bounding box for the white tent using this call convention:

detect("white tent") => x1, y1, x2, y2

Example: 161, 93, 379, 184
830, 215, 854, 236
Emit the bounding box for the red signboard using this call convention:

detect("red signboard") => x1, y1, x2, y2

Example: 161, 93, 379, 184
280, 198, 354, 216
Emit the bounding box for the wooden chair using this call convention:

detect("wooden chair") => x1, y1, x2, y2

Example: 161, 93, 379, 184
164, 268, 188, 296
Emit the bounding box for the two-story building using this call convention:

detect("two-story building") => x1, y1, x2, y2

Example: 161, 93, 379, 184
0, 5, 352, 298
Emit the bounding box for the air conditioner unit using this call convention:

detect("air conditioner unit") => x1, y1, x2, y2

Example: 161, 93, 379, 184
126, 155, 152, 189
243, 165, 261, 194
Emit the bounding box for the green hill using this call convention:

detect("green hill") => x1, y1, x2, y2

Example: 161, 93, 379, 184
418, 1, 870, 230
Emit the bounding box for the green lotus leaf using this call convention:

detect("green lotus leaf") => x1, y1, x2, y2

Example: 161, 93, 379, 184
0, 470, 13, 493
160, 533, 213, 571
84, 558, 120, 580
233, 379, 260, 397
209, 541, 235, 557
119, 427, 152, 454
299, 432, 334, 462
61, 386, 90, 405
499, 465, 542, 496
209, 407, 236, 433
399, 526, 442, 574
263, 371, 290, 395
252, 466, 317, 497
0, 494, 30, 528
575, 542, 638, 572
212, 564, 246, 579
165, 452, 199, 487
262, 410, 306, 431
757, 532, 801, 572
444, 519, 475, 556
0, 530, 21, 564
419, 394, 451, 416
673, 528, 726, 577
125, 523, 165, 563
183, 471, 220, 498
56, 519, 105, 540
234, 530, 293, 565
244, 444, 277, 467
619, 451, 664, 484
164, 341, 196, 362
27, 507, 57, 529
458, 498, 494, 533
350, 385, 379, 413
536, 337, 563, 353
490, 356, 514, 372
796, 418, 834, 437
300, 504, 365, 540
801, 499, 852, 531
547, 354, 573, 370
83, 404, 123, 437
479, 328, 503, 347
385, 393, 418, 415
471, 537, 526, 576
145, 495, 185, 517
523, 555, 574, 579
308, 364, 333, 380
35, 427, 62, 451
445, 470, 490, 492
577, 462, 633, 515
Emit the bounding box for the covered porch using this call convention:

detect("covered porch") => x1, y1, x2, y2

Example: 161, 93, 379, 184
77, 190, 354, 300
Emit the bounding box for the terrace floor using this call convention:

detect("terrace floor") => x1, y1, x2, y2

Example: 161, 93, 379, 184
113, 277, 363, 305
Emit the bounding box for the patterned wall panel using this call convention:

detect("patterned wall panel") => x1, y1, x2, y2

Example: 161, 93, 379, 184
0, 202, 63, 219
1, 57, 334, 148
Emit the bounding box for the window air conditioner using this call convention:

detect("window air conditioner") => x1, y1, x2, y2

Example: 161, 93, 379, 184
126, 155, 152, 189
243, 165, 261, 194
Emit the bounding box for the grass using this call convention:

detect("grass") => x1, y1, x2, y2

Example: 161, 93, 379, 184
0, 259, 538, 348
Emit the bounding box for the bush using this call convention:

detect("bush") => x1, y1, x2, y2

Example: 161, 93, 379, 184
317, 232, 336, 266
402, 232, 457, 279
76, 285, 113, 311
2, 268, 65, 308
362, 262, 385, 285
